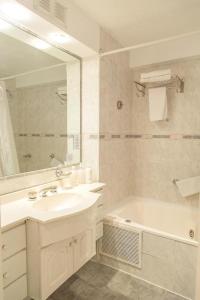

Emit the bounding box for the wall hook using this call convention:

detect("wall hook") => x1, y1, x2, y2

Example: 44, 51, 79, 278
117, 100, 123, 110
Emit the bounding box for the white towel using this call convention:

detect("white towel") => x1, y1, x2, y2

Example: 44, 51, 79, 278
148, 87, 167, 121
176, 176, 200, 197
141, 69, 171, 83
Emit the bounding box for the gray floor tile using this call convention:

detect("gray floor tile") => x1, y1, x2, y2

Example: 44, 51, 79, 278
48, 261, 184, 300
163, 292, 185, 300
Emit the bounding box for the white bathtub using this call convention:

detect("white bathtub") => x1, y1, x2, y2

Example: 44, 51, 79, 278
101, 197, 198, 299
109, 196, 198, 245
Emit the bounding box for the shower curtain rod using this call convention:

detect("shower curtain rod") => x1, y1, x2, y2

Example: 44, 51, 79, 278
100, 30, 200, 57
0, 62, 67, 81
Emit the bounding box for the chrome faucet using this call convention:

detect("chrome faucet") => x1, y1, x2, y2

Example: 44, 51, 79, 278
39, 186, 57, 197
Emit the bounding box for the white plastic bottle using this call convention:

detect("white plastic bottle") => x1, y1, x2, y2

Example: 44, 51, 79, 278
85, 167, 92, 184
71, 166, 77, 186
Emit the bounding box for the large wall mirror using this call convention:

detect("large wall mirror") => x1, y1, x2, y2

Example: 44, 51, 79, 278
0, 18, 81, 177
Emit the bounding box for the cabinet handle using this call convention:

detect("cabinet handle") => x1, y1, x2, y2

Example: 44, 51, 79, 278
1, 244, 6, 250
73, 239, 77, 244
69, 242, 72, 247
3, 272, 8, 279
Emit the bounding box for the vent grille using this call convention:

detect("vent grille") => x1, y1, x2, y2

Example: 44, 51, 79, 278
54, 2, 66, 24
38, 0, 51, 12
34, 0, 67, 25
100, 223, 142, 268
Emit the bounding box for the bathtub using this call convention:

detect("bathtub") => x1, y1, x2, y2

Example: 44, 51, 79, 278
100, 197, 198, 300
110, 196, 198, 245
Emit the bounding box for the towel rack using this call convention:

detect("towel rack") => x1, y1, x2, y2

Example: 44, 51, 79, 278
134, 75, 184, 97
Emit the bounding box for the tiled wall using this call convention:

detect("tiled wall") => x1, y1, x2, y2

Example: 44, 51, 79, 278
66, 61, 81, 165
8, 80, 68, 173
131, 58, 200, 207
99, 30, 133, 213
82, 56, 100, 181
100, 53, 200, 211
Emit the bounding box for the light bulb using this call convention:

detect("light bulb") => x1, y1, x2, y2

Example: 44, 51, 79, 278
30, 38, 51, 50
0, 19, 11, 30
49, 33, 73, 44
0, 3, 31, 21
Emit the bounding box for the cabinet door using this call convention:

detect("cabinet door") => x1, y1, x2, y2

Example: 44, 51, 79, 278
74, 228, 96, 272
0, 231, 3, 300
41, 239, 73, 300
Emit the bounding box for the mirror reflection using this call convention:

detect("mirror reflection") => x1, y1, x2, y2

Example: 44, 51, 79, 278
0, 19, 81, 177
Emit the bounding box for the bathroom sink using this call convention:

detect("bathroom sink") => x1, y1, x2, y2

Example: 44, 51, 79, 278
33, 193, 85, 212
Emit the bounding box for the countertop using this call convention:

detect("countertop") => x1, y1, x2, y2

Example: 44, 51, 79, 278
1, 182, 105, 231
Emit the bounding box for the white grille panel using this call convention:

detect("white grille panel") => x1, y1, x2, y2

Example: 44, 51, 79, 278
54, 2, 66, 24
100, 223, 142, 268
34, 0, 67, 26
38, 0, 51, 12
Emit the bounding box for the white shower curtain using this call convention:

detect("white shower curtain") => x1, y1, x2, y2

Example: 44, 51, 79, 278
0, 81, 19, 176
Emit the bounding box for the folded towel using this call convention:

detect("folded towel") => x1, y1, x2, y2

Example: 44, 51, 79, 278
148, 87, 167, 121
141, 69, 171, 83
176, 176, 200, 197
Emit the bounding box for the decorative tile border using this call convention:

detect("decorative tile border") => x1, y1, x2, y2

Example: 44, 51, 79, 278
83, 133, 200, 140
125, 134, 142, 139
152, 135, 170, 139
15, 132, 200, 141
111, 134, 121, 139
183, 135, 200, 139
15, 133, 75, 138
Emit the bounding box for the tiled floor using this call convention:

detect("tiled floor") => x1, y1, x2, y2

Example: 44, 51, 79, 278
48, 261, 184, 300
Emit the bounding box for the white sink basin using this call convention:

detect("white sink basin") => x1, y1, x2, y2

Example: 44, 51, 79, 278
33, 193, 85, 212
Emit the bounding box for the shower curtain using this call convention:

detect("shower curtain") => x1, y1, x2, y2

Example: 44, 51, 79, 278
0, 81, 19, 176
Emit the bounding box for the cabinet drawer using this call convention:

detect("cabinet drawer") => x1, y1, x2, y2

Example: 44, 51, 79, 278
96, 205, 104, 222
3, 250, 27, 287
2, 224, 26, 260
4, 275, 27, 300
96, 194, 103, 207
96, 194, 104, 222
96, 221, 103, 240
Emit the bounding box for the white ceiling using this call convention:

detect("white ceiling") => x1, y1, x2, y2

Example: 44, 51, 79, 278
0, 32, 61, 78
71, 0, 200, 46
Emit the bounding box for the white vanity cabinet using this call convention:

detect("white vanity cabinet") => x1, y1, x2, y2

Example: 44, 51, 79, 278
2, 223, 27, 300
27, 208, 96, 300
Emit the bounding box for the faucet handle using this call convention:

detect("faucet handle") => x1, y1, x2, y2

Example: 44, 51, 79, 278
28, 191, 38, 201
56, 168, 63, 178
50, 186, 57, 193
